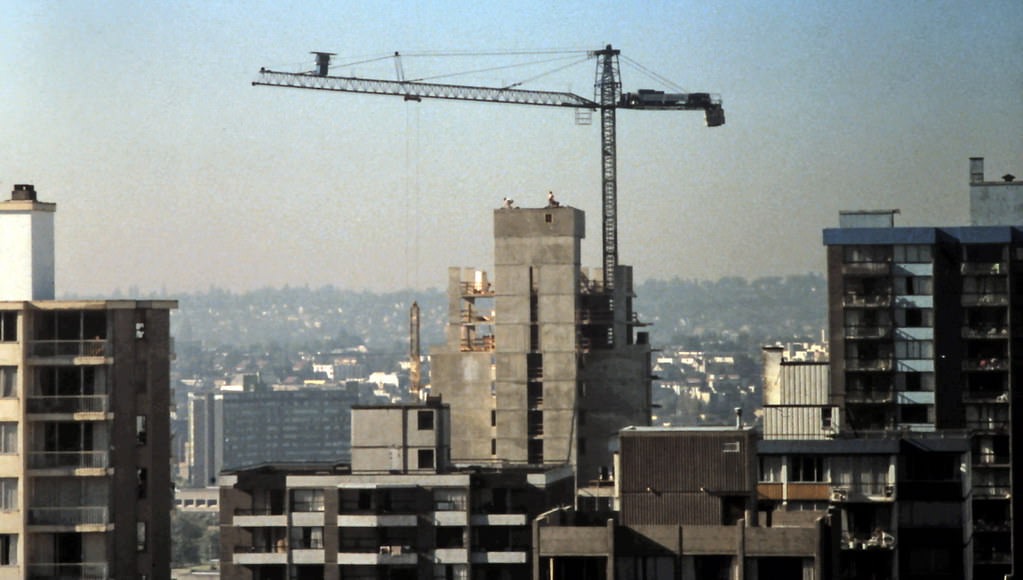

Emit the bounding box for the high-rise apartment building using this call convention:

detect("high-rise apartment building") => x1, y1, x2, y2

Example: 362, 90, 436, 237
0, 185, 175, 579
823, 158, 1022, 580
431, 206, 651, 482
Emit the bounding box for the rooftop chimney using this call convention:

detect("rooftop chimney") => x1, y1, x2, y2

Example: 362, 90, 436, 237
970, 157, 985, 183
0, 184, 56, 300
11, 184, 36, 201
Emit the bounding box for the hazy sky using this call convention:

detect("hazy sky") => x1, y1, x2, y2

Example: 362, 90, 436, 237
3, 1, 1021, 295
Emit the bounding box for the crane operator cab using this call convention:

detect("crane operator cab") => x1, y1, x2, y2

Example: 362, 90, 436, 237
620, 90, 725, 127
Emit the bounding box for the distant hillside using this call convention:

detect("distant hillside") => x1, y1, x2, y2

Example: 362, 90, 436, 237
138, 274, 826, 352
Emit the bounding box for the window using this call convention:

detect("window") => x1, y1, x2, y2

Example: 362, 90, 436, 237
418, 449, 435, 470
722, 441, 741, 453
0, 312, 15, 342
899, 308, 933, 327
137, 468, 148, 499
894, 245, 933, 263
843, 245, 891, 263
490, 439, 496, 455
895, 340, 933, 359
417, 410, 434, 430
291, 489, 325, 512
136, 521, 147, 552
136, 415, 147, 445
790, 456, 824, 482
0, 480, 15, 511
289, 526, 324, 549
0, 368, 15, 398
820, 408, 834, 430
490, 410, 496, 427
0, 534, 15, 565
894, 276, 933, 295
0, 424, 15, 454
759, 456, 783, 482
900, 405, 930, 424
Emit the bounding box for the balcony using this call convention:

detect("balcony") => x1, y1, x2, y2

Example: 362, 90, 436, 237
845, 326, 891, 339
845, 359, 893, 372
841, 530, 895, 550
460, 282, 494, 297
831, 483, 895, 501
30, 340, 108, 358
846, 389, 895, 404
963, 358, 1008, 371
233, 544, 288, 565
27, 563, 108, 579
962, 293, 1009, 307
28, 450, 108, 470
973, 485, 1011, 499
338, 546, 418, 565
842, 262, 891, 276
28, 506, 109, 527
962, 326, 1009, 339
842, 294, 892, 308
962, 390, 1008, 403
27, 395, 110, 415
961, 262, 1006, 276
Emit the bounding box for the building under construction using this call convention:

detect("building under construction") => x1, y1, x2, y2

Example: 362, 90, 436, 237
430, 205, 652, 484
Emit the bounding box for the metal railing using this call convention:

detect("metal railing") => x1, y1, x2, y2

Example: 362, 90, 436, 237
27, 395, 109, 414
30, 340, 108, 357
845, 358, 893, 372
845, 389, 895, 403
842, 294, 892, 308
963, 359, 1008, 371
961, 262, 1006, 275
961, 294, 1009, 306
962, 326, 1009, 339
27, 563, 108, 579
28, 451, 108, 470
28, 506, 108, 526
845, 326, 891, 339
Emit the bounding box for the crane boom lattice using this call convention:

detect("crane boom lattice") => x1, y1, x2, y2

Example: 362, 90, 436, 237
254, 46, 724, 316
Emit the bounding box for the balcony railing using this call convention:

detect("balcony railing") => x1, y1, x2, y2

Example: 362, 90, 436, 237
966, 419, 1010, 432
841, 262, 891, 276
27, 395, 109, 414
28, 506, 109, 526
961, 262, 1006, 275
842, 294, 892, 308
234, 507, 285, 516
28, 451, 108, 470
844, 326, 891, 339
845, 359, 893, 372
30, 340, 108, 358
845, 389, 895, 403
964, 359, 1008, 371
963, 390, 1008, 403
961, 294, 1009, 307
974, 485, 1012, 498
962, 327, 1009, 339
27, 563, 108, 580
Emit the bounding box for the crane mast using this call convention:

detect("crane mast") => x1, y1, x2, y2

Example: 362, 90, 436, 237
254, 46, 723, 294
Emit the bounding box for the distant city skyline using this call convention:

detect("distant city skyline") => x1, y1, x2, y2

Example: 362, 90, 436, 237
3, 0, 1021, 295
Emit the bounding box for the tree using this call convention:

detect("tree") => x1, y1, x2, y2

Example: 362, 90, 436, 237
172, 511, 219, 568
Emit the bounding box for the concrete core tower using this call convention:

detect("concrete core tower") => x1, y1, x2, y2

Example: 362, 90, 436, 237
431, 205, 651, 484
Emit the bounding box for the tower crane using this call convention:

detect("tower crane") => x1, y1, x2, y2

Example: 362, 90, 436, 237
254, 45, 724, 292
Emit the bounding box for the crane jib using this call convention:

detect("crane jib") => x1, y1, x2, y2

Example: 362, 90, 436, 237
254, 70, 598, 109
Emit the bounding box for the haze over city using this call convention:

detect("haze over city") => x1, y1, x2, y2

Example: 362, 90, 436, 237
3, 0, 1021, 295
